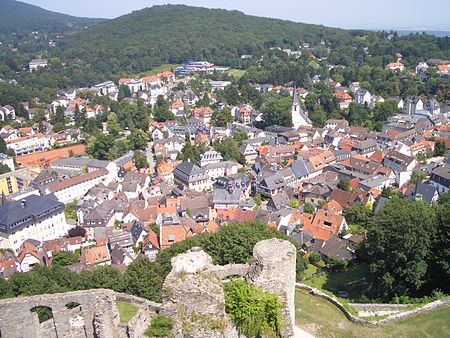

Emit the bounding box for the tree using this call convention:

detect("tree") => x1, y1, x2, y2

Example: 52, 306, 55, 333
128, 129, 148, 150
123, 256, 164, 302
0, 137, 8, 154
362, 197, 436, 300
213, 137, 242, 164
144, 315, 175, 338
133, 150, 149, 169
233, 129, 248, 145
0, 164, 11, 175
83, 117, 99, 135
434, 140, 447, 157
87, 134, 115, 160
118, 84, 131, 101
50, 106, 65, 132
345, 202, 372, 227
224, 279, 282, 337
260, 97, 293, 128
73, 104, 84, 127
303, 203, 315, 214
254, 195, 262, 206
222, 84, 240, 105
106, 112, 121, 136
153, 106, 175, 122
410, 170, 427, 185
428, 194, 450, 293
52, 251, 80, 267
338, 177, 351, 192
178, 134, 208, 164
211, 107, 233, 127
289, 199, 299, 208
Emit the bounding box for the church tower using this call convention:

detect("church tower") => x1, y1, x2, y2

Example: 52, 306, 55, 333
291, 88, 312, 129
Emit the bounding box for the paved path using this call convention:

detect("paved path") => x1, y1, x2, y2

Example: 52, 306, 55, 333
293, 325, 315, 338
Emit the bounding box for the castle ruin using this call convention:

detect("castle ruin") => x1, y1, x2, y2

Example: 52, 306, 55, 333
0, 239, 297, 337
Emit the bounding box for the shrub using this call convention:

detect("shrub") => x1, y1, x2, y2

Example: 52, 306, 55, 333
309, 253, 321, 265
224, 279, 282, 337
145, 314, 175, 337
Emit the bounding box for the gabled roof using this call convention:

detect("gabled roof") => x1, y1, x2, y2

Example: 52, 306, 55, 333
160, 224, 193, 247
142, 230, 160, 250
329, 189, 359, 209
82, 245, 110, 265
47, 169, 108, 193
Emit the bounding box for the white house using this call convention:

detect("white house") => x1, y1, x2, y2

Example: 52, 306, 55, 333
29, 59, 48, 72
355, 89, 372, 105
46, 168, 110, 204
6, 134, 51, 156
0, 194, 69, 253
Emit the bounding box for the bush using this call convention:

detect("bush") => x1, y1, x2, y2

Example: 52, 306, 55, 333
145, 314, 175, 337
224, 279, 282, 337
309, 253, 321, 265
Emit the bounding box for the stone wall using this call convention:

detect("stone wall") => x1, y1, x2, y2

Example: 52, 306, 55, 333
0, 289, 120, 338
162, 239, 297, 338
0, 239, 297, 338
349, 303, 409, 317
296, 283, 450, 326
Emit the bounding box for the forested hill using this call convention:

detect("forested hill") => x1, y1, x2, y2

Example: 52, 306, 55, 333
0, 0, 104, 46
55, 4, 356, 77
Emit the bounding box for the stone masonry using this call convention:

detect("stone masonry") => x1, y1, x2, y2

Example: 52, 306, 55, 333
0, 239, 297, 338
162, 238, 297, 337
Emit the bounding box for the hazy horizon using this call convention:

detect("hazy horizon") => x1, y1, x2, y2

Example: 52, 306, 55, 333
19, 0, 450, 31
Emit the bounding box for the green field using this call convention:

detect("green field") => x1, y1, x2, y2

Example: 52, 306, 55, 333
295, 289, 450, 338
137, 64, 180, 77
227, 69, 246, 78
116, 301, 139, 324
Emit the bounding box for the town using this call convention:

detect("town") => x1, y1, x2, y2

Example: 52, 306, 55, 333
0, 1, 449, 336
0, 53, 448, 275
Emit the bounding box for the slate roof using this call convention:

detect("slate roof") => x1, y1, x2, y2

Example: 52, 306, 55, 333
0, 194, 64, 234
290, 159, 312, 179
267, 192, 290, 211
414, 182, 439, 204
260, 173, 286, 190
213, 187, 241, 205
174, 161, 208, 184
130, 220, 148, 244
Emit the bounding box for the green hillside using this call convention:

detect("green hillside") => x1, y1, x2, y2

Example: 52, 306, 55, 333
0, 0, 103, 46
55, 4, 356, 79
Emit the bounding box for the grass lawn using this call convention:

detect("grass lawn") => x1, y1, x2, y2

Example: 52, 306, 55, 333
227, 69, 246, 78
348, 223, 366, 235
303, 264, 318, 279
116, 301, 139, 324
295, 289, 450, 338
304, 263, 370, 301
137, 64, 180, 77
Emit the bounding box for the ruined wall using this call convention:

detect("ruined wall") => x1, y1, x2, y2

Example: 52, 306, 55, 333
249, 239, 297, 337
0, 289, 120, 338
0, 239, 297, 338
162, 238, 297, 338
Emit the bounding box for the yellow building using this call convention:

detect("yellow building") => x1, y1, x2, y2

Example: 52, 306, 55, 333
0, 166, 41, 196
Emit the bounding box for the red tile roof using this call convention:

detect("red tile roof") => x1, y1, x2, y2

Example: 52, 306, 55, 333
47, 168, 108, 193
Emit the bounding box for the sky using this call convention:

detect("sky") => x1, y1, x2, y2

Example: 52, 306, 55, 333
22, 0, 450, 30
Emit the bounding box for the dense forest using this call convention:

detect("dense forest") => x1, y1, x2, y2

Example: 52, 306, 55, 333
0, 0, 103, 49
0, 3, 448, 92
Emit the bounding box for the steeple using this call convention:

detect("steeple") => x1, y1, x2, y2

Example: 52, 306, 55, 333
292, 87, 299, 112
291, 87, 312, 129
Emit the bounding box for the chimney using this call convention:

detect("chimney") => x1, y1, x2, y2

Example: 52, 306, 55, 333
21, 199, 27, 208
